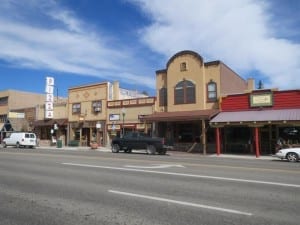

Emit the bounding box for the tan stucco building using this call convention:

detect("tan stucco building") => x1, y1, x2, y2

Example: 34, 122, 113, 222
67, 81, 151, 147
68, 82, 110, 147
0, 90, 45, 141
33, 98, 68, 146
106, 97, 155, 144
143, 50, 254, 153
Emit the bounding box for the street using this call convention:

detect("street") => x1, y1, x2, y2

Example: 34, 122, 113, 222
0, 147, 299, 225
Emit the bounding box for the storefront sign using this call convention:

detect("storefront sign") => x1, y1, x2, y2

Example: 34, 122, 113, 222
250, 93, 273, 107
8, 112, 25, 118
45, 76, 54, 119
109, 114, 120, 121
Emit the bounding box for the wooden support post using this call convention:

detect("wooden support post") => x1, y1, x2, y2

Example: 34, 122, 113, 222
255, 127, 260, 158
216, 127, 221, 156
202, 119, 206, 155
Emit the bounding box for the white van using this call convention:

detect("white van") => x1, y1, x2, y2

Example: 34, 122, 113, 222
2, 132, 37, 148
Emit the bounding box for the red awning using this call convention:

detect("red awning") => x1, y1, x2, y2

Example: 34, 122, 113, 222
142, 109, 219, 122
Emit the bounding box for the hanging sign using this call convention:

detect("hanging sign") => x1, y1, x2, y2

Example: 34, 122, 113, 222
45, 76, 55, 119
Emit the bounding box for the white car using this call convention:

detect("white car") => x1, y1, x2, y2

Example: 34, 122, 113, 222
275, 148, 300, 162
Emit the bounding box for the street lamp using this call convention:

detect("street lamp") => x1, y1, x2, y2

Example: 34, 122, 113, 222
121, 107, 126, 137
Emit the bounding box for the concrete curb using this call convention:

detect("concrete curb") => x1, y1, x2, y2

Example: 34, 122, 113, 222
35, 146, 276, 160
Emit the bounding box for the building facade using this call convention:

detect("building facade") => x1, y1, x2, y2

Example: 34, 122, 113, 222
68, 82, 109, 147
143, 50, 254, 153
106, 97, 155, 144
0, 90, 45, 142
210, 89, 300, 157
33, 99, 68, 146
67, 81, 149, 147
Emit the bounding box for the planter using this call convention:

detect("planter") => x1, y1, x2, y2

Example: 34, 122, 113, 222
90, 142, 98, 149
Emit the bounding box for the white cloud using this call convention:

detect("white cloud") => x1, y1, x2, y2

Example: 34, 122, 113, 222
0, 0, 156, 90
131, 0, 300, 90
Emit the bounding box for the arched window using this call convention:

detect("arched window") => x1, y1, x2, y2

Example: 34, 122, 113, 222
174, 80, 195, 104
207, 80, 217, 102
159, 87, 167, 106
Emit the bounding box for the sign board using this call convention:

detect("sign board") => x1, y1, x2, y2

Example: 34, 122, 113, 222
250, 93, 273, 107
109, 114, 120, 121
8, 112, 25, 118
45, 76, 54, 119
45, 110, 54, 118
46, 93, 54, 102
45, 85, 54, 94
45, 102, 53, 110
46, 77, 55, 86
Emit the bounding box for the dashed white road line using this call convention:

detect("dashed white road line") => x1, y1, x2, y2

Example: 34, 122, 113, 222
62, 162, 300, 188
108, 189, 253, 216
125, 164, 185, 169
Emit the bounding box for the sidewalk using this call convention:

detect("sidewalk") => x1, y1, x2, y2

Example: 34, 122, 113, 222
209, 153, 275, 160
36, 145, 275, 160
37, 145, 112, 152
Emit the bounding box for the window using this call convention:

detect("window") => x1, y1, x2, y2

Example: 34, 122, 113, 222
159, 87, 168, 106
0, 97, 8, 106
72, 103, 81, 114
180, 62, 187, 71
174, 80, 195, 104
207, 81, 217, 102
92, 100, 102, 113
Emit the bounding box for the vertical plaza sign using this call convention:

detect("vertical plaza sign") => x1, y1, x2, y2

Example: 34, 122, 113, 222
45, 77, 54, 119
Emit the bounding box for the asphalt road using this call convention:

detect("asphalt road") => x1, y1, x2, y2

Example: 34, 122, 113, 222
0, 147, 299, 225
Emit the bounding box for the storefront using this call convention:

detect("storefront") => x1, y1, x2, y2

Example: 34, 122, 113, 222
210, 89, 300, 157
69, 120, 106, 147
106, 97, 155, 145
33, 119, 68, 146
143, 109, 218, 153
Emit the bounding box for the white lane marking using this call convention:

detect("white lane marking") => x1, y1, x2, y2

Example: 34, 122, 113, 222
62, 163, 300, 188
108, 190, 252, 216
125, 164, 185, 169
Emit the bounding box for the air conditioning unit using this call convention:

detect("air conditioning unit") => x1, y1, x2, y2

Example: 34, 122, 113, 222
94, 107, 101, 112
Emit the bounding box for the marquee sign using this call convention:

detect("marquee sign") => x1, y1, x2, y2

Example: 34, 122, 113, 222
45, 76, 54, 118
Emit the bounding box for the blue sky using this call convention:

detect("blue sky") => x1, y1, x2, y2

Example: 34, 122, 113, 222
0, 0, 299, 97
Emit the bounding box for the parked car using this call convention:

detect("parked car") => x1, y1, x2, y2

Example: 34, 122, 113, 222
111, 132, 167, 155
2, 132, 37, 148
275, 147, 300, 162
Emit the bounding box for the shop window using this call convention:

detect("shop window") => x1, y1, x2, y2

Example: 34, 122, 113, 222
72, 103, 81, 114
159, 87, 168, 106
174, 80, 195, 104
279, 127, 300, 145
207, 80, 217, 102
92, 100, 102, 113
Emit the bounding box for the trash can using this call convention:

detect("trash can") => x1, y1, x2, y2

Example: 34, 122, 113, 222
56, 140, 62, 148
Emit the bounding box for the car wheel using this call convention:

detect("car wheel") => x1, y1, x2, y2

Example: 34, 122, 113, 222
146, 145, 156, 155
286, 152, 299, 162
158, 149, 166, 155
112, 144, 120, 153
